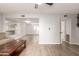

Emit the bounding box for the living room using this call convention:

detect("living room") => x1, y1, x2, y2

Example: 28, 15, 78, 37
0, 3, 79, 56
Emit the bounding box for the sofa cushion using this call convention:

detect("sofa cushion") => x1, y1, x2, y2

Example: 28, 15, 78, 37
0, 39, 13, 45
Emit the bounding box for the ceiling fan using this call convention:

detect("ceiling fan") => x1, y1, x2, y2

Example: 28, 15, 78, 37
35, 3, 53, 9
45, 3, 53, 6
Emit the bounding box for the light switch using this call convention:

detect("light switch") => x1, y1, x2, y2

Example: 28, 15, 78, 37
49, 27, 50, 30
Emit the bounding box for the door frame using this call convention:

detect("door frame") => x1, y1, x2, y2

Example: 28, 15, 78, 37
60, 18, 66, 44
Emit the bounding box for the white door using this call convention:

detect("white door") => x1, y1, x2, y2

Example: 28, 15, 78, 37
60, 20, 66, 44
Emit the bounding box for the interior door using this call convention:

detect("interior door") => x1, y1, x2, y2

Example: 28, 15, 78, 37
60, 20, 66, 44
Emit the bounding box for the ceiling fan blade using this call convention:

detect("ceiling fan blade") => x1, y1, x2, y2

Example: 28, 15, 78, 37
45, 3, 53, 6
34, 3, 53, 9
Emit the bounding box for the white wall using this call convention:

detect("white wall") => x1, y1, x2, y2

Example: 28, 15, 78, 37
70, 14, 79, 45
39, 14, 61, 44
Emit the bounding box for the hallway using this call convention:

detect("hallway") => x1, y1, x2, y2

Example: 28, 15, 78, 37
19, 35, 79, 56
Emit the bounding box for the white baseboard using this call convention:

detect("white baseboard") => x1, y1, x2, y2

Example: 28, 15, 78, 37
69, 42, 79, 45
39, 42, 60, 44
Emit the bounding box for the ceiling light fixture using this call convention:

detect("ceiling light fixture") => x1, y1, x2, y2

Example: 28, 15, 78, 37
25, 21, 31, 24
36, 3, 42, 5
35, 3, 42, 9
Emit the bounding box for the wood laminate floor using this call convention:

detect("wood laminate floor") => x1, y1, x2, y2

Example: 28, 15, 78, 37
19, 36, 79, 56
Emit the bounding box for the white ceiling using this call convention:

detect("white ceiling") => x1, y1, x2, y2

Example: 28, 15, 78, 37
0, 3, 79, 14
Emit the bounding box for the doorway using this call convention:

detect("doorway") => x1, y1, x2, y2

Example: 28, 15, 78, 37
24, 18, 39, 44
60, 19, 66, 44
